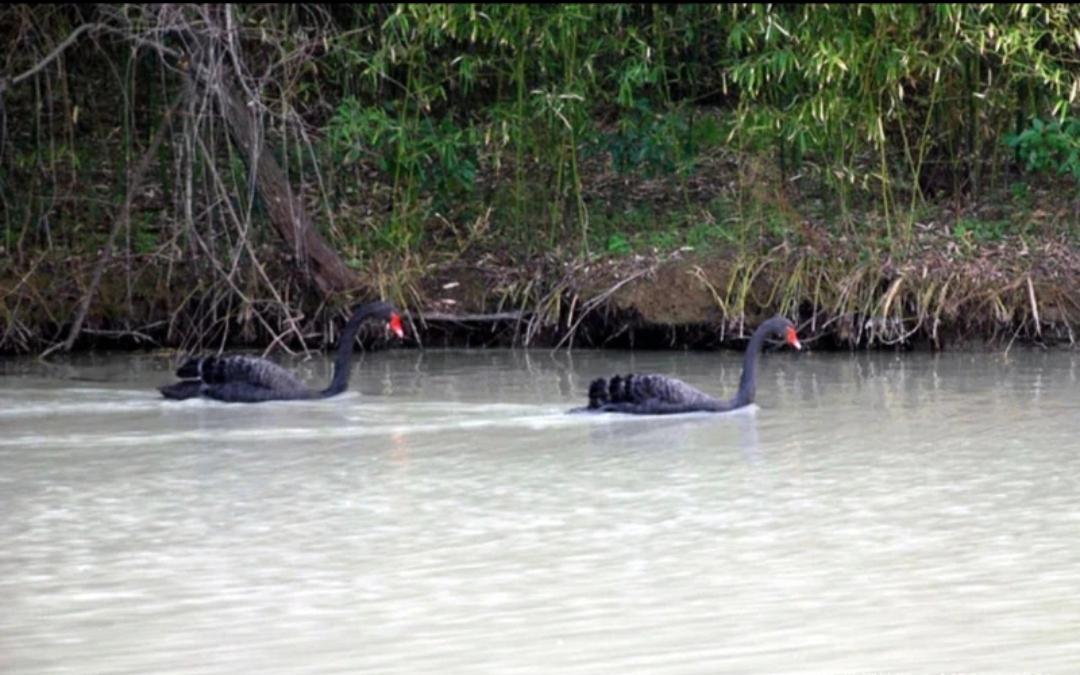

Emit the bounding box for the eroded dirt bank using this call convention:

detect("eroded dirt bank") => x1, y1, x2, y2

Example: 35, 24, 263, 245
413, 241, 1078, 352
3, 229, 1077, 357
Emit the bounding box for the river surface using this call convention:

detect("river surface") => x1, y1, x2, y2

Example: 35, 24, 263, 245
2, 347, 1079, 673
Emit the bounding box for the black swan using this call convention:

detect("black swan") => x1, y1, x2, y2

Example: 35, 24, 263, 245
159, 301, 404, 403
573, 316, 801, 415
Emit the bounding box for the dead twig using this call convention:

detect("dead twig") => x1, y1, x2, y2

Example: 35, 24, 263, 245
553, 266, 655, 351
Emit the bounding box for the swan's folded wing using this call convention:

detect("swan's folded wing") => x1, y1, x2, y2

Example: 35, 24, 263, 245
624, 373, 720, 407
179, 356, 308, 393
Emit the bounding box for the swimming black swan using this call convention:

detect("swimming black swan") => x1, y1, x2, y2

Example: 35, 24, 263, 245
159, 301, 404, 403
573, 316, 801, 415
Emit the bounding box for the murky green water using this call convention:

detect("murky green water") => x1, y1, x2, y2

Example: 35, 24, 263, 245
2, 348, 1079, 673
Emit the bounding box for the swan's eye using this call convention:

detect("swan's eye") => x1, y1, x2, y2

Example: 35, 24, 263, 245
785, 326, 802, 350
388, 313, 405, 338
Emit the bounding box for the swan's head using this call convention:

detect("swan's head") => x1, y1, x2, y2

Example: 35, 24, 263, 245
350, 301, 406, 339
765, 316, 801, 350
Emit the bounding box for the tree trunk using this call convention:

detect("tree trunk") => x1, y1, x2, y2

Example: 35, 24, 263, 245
213, 75, 358, 295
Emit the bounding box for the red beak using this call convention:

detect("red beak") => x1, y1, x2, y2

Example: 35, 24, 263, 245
786, 326, 802, 350
388, 313, 405, 339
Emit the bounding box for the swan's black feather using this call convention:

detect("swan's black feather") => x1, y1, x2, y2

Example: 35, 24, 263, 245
175, 355, 308, 392
577, 316, 799, 416
160, 302, 401, 403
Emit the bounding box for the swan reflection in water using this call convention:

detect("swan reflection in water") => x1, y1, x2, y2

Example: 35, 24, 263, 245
578, 405, 763, 464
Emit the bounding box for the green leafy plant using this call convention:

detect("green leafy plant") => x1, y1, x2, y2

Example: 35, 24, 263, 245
599, 101, 695, 177
1006, 117, 1080, 183
327, 98, 479, 201
605, 232, 632, 255
953, 217, 1007, 244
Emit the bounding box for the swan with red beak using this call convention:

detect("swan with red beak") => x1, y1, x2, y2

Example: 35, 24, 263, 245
160, 301, 405, 403
574, 316, 801, 415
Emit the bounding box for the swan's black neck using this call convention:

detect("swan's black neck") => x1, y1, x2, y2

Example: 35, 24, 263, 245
318, 303, 388, 398
729, 320, 777, 409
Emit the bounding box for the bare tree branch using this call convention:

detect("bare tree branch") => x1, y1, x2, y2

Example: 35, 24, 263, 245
41, 93, 183, 357
7, 22, 103, 89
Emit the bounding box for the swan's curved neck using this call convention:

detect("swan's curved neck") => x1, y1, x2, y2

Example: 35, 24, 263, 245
319, 305, 380, 397
730, 324, 773, 408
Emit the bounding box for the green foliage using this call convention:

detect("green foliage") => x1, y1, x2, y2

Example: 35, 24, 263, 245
687, 219, 736, 249
597, 101, 697, 177
1010, 182, 1030, 207
721, 4, 1079, 241
131, 217, 160, 255
605, 232, 632, 255
953, 217, 1008, 244
327, 98, 479, 201
1007, 118, 1080, 183
589, 201, 741, 256
316, 3, 1079, 253
4, 3, 1080, 264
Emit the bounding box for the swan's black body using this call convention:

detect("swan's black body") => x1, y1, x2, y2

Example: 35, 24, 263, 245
573, 316, 801, 415
159, 301, 403, 403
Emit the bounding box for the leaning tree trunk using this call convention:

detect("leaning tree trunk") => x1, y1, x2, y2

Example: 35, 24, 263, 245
170, 2, 359, 298
213, 79, 359, 295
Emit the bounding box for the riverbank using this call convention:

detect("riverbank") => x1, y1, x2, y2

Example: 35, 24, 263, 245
3, 210, 1076, 356
3, 121, 1077, 356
